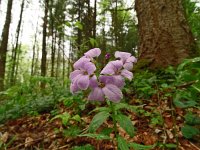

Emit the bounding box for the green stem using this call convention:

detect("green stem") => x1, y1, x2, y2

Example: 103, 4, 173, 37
108, 101, 118, 138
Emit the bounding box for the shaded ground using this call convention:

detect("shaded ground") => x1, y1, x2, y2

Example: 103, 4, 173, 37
0, 97, 199, 150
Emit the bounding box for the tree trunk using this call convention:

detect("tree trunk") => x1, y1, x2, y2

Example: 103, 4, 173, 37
135, 0, 195, 68
31, 19, 39, 76
0, 0, 13, 91
93, 0, 97, 40
10, 0, 25, 85
41, 0, 49, 88
77, 0, 83, 56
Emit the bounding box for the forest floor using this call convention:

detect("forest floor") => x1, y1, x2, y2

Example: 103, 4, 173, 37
0, 95, 200, 150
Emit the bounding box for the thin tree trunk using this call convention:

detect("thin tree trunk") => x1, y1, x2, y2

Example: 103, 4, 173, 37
62, 37, 65, 86
56, 37, 61, 79
0, 0, 13, 91
114, 0, 118, 47
10, 0, 25, 85
135, 0, 195, 68
50, 0, 55, 77
31, 19, 39, 76
15, 43, 22, 80
41, 0, 49, 88
93, 0, 97, 40
77, 0, 82, 56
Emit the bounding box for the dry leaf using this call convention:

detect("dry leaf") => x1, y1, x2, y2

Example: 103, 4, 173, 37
25, 137, 34, 147
0, 132, 9, 143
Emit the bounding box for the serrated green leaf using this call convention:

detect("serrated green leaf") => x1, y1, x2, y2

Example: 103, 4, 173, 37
173, 92, 197, 108
79, 133, 111, 140
116, 114, 135, 137
89, 107, 111, 114
88, 111, 110, 133
129, 142, 156, 150
100, 128, 113, 136
72, 144, 94, 150
173, 99, 197, 108
181, 125, 200, 139
165, 143, 177, 148
185, 113, 200, 125
63, 126, 81, 137
115, 103, 140, 113
72, 114, 81, 122
50, 112, 71, 126
117, 136, 129, 150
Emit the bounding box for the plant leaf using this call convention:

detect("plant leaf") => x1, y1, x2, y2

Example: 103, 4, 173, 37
88, 111, 110, 133
181, 125, 200, 139
79, 133, 111, 140
117, 135, 129, 150
116, 114, 135, 137
129, 142, 156, 150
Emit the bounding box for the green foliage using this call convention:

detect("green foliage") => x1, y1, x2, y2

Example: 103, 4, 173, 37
51, 112, 71, 126
129, 143, 156, 150
184, 112, 200, 125
130, 71, 157, 98
116, 114, 135, 137
181, 125, 200, 139
63, 126, 82, 137
88, 111, 110, 133
0, 76, 70, 123
72, 144, 95, 150
117, 136, 129, 150
78, 133, 111, 140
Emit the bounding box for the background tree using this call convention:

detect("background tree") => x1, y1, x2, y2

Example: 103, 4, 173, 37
135, 0, 196, 68
41, 0, 49, 88
0, 0, 13, 91
9, 0, 25, 86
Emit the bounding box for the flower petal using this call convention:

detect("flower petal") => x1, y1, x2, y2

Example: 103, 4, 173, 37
84, 48, 101, 58
113, 75, 125, 88
88, 87, 104, 101
123, 62, 133, 70
100, 63, 115, 75
115, 51, 131, 62
126, 56, 137, 63
70, 82, 80, 94
73, 57, 90, 70
110, 60, 123, 71
121, 69, 133, 80
89, 75, 98, 88
70, 70, 83, 81
103, 84, 123, 103
99, 75, 115, 84
83, 62, 96, 75
77, 75, 90, 90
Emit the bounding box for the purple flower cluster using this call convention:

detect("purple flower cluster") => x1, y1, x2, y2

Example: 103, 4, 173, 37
70, 48, 137, 103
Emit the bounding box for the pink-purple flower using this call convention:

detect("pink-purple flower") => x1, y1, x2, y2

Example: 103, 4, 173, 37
70, 57, 96, 93
100, 60, 133, 88
88, 76, 123, 103
84, 48, 101, 59
115, 51, 137, 70
70, 48, 136, 103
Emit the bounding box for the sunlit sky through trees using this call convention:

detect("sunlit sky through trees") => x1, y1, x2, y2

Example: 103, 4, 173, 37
0, 0, 136, 58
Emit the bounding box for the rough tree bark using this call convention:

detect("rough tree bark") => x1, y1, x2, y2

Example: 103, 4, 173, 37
0, 0, 13, 91
135, 0, 195, 68
41, 0, 49, 88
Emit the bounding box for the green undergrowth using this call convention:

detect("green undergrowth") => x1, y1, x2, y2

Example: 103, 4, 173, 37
0, 76, 72, 124
0, 57, 200, 145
